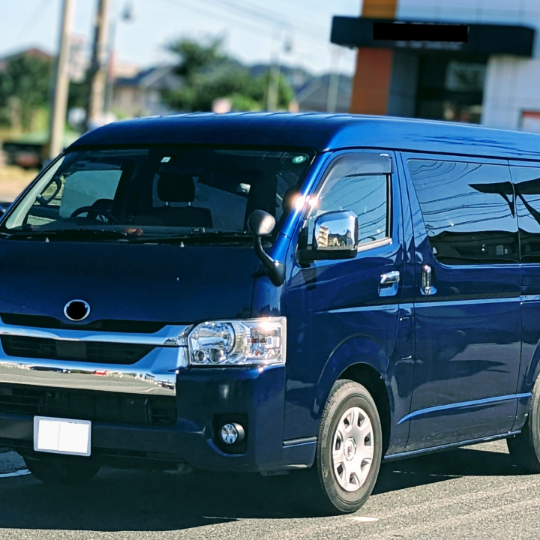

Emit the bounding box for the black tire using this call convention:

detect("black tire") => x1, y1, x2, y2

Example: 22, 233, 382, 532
23, 453, 101, 486
507, 377, 540, 473
300, 379, 383, 515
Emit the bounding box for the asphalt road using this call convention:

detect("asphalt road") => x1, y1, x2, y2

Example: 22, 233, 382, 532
0, 439, 538, 539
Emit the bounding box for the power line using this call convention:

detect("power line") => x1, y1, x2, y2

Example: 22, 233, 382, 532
209, 0, 329, 39
144, 0, 349, 73
15, 0, 52, 42
253, 0, 337, 17
151, 0, 331, 49
151, 0, 275, 45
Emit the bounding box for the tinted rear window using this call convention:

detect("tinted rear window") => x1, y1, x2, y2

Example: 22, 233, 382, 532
408, 159, 518, 265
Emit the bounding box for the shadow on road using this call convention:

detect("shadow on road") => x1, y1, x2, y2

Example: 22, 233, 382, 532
0, 445, 520, 532
374, 445, 518, 495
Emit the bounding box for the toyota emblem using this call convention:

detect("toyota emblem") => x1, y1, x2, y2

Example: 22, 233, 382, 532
64, 299, 91, 322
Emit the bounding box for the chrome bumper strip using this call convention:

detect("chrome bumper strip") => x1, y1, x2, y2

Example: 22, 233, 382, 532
0, 319, 192, 396
0, 318, 191, 346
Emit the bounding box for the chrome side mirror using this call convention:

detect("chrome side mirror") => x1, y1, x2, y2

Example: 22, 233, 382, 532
299, 210, 358, 262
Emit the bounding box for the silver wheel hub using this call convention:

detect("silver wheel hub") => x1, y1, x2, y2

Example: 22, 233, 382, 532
332, 406, 374, 493
345, 438, 356, 460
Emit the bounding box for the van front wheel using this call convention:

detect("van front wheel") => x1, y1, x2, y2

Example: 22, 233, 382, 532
303, 380, 383, 515
507, 378, 540, 473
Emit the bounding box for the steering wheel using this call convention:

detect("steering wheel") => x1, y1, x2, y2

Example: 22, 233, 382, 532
71, 206, 121, 224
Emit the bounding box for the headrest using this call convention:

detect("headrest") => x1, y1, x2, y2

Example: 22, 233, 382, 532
157, 173, 195, 203
282, 187, 298, 211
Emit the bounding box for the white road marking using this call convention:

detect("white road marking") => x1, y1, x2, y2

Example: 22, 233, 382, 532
350, 516, 380, 522
0, 469, 30, 478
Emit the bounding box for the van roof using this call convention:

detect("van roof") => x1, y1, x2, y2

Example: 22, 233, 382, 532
68, 112, 540, 161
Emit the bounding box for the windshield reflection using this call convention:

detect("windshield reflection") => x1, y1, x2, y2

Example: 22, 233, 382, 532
2, 146, 313, 243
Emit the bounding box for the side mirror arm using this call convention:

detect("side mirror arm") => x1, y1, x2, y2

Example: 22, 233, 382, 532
248, 209, 285, 287
253, 236, 286, 286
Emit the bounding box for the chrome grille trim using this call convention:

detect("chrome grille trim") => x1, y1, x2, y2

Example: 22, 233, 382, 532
0, 317, 191, 347
0, 318, 191, 396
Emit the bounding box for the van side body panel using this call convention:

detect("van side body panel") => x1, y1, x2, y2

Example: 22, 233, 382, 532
281, 150, 414, 454
508, 160, 540, 431
401, 153, 523, 450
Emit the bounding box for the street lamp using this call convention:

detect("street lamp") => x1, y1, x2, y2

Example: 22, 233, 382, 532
104, 1, 135, 115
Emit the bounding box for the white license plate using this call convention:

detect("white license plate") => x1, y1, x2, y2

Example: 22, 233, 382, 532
33, 416, 91, 457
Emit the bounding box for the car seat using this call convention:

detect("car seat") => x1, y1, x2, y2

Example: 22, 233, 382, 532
137, 173, 213, 228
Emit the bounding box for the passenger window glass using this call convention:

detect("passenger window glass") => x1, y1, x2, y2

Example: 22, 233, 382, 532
510, 166, 540, 263
24, 175, 66, 228
309, 159, 389, 246
408, 159, 518, 265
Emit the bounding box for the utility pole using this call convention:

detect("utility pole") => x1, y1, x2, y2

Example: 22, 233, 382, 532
85, 0, 111, 131
326, 47, 342, 113
48, 0, 75, 160
266, 53, 281, 111
266, 30, 294, 111
104, 3, 134, 114
266, 27, 284, 112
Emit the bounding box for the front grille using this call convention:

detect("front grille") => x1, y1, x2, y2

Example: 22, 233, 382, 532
1, 336, 154, 365
0, 384, 177, 427
0, 313, 166, 333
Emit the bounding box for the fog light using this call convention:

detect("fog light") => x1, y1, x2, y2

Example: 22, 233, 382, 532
220, 423, 245, 445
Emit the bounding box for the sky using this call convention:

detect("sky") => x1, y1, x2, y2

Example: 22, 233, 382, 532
0, 0, 362, 76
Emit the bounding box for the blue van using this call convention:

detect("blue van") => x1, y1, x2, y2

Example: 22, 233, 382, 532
0, 113, 540, 514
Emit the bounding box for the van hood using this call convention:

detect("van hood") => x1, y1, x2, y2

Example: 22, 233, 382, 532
0, 240, 260, 325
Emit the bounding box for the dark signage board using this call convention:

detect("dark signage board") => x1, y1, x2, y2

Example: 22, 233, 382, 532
331, 17, 535, 56
373, 22, 468, 42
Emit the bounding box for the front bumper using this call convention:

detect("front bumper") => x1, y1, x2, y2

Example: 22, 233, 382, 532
0, 365, 315, 472
0, 319, 316, 472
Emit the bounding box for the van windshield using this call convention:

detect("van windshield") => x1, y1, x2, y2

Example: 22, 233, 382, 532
2, 146, 313, 243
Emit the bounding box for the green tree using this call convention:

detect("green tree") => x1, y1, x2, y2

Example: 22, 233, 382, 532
161, 37, 293, 112
0, 54, 53, 130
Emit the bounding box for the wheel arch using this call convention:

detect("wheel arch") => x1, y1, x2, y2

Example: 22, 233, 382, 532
313, 334, 394, 456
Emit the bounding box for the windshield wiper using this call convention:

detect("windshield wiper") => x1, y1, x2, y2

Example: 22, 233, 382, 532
3, 229, 262, 245
5, 229, 131, 241
126, 231, 255, 245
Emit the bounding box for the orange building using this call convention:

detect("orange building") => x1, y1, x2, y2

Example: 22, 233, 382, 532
332, 0, 537, 128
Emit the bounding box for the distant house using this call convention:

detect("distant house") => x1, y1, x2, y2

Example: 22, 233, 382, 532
295, 74, 352, 113
250, 64, 353, 113
112, 66, 181, 118
0, 47, 54, 73
110, 61, 352, 117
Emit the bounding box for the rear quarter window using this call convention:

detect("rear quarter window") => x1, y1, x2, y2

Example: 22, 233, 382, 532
407, 159, 519, 265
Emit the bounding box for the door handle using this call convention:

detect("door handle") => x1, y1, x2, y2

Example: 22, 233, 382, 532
379, 270, 400, 297
380, 270, 400, 286
421, 264, 437, 296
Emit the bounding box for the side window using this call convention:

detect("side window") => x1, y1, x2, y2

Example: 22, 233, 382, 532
24, 175, 65, 228
308, 155, 390, 247
510, 166, 540, 263
408, 159, 518, 265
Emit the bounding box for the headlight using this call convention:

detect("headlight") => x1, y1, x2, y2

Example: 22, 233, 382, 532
188, 317, 286, 367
